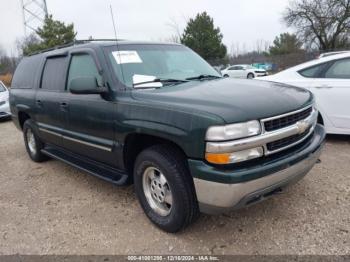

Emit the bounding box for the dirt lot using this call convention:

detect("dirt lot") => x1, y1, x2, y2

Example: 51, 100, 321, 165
0, 120, 349, 255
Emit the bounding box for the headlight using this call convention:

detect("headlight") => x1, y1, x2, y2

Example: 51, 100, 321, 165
205, 120, 262, 165
206, 120, 261, 141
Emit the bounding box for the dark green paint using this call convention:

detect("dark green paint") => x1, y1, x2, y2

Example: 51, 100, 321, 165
10, 42, 320, 185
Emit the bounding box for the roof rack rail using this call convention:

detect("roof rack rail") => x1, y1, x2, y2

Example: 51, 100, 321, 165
27, 38, 124, 56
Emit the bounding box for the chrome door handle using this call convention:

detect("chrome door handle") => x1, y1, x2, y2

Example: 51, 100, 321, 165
314, 85, 333, 89
60, 102, 69, 111
36, 100, 43, 107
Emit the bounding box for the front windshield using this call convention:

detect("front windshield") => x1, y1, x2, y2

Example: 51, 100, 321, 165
104, 44, 221, 88
0, 82, 6, 92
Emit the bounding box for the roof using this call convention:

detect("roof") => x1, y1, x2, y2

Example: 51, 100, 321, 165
27, 39, 182, 57
319, 51, 350, 58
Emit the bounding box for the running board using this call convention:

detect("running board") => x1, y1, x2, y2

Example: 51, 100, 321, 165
41, 146, 128, 185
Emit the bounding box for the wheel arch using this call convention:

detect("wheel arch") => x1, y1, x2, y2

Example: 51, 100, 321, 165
317, 112, 324, 125
247, 72, 255, 78
18, 111, 31, 130
123, 133, 188, 182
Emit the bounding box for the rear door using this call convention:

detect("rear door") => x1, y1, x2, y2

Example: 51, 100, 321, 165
36, 55, 68, 146
61, 51, 118, 167
308, 58, 350, 129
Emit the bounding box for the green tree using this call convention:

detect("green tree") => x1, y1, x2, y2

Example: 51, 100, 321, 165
181, 12, 227, 64
284, 0, 350, 50
22, 15, 76, 56
269, 33, 303, 55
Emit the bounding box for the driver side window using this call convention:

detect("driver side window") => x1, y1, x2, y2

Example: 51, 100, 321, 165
67, 54, 103, 89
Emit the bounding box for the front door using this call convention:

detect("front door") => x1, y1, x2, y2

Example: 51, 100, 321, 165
230, 66, 245, 78
61, 52, 118, 167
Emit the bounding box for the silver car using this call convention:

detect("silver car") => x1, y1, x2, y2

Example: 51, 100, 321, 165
0, 81, 11, 119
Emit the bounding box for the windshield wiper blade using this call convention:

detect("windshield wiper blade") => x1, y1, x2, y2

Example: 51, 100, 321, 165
186, 74, 222, 81
133, 78, 189, 88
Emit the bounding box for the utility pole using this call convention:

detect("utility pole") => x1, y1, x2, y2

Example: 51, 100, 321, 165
21, 0, 48, 35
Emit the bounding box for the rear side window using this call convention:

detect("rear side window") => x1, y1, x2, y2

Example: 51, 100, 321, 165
12, 55, 43, 89
298, 63, 329, 78
67, 54, 102, 88
41, 56, 68, 91
324, 58, 350, 79
0, 82, 5, 92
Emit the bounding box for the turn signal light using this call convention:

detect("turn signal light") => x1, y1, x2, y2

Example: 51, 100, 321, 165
205, 147, 264, 165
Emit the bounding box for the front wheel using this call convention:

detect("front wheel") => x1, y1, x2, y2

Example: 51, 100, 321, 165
247, 73, 255, 79
134, 145, 199, 233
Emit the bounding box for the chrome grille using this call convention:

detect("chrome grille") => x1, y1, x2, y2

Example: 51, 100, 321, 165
262, 106, 316, 155
205, 105, 317, 159
267, 128, 311, 151
264, 107, 313, 132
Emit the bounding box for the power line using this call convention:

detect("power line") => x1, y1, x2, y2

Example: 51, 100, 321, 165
20, 0, 48, 35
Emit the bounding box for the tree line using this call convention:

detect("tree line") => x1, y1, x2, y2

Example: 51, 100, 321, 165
1, 0, 350, 84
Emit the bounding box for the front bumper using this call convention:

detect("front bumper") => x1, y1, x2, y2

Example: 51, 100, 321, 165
256, 73, 268, 77
0, 102, 11, 119
189, 124, 325, 214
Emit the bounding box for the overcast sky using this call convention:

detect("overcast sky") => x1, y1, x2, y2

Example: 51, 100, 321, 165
0, 0, 292, 55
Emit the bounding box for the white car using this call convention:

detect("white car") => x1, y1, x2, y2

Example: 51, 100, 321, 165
260, 52, 350, 135
0, 81, 10, 119
221, 64, 267, 79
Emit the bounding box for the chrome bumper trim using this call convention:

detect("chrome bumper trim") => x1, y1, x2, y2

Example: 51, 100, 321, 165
194, 145, 322, 214
206, 106, 317, 155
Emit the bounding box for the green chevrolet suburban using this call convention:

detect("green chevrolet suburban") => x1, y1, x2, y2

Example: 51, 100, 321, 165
10, 41, 325, 232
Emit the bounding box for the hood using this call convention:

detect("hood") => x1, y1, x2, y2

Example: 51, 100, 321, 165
131, 78, 313, 124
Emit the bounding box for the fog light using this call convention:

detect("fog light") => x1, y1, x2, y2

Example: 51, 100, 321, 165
205, 147, 264, 165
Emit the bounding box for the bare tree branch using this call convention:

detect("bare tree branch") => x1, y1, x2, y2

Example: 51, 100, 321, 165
284, 0, 350, 50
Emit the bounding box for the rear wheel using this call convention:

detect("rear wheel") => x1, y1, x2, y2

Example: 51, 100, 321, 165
133, 145, 199, 233
23, 120, 48, 162
223, 74, 229, 78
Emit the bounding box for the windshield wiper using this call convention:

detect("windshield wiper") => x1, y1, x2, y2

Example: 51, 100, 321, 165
133, 78, 189, 88
186, 74, 222, 81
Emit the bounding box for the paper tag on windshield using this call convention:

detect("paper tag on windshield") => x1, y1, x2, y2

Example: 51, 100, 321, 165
112, 51, 142, 64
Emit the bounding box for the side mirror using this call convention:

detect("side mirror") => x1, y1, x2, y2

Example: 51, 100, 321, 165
69, 77, 107, 95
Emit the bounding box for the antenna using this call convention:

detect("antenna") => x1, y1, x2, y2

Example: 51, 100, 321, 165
110, 4, 126, 85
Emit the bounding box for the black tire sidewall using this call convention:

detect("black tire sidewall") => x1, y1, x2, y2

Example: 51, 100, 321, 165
23, 120, 46, 162
247, 73, 255, 79
134, 149, 191, 232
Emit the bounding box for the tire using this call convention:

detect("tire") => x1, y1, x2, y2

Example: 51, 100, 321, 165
223, 74, 229, 78
23, 119, 48, 162
247, 73, 255, 79
134, 145, 199, 233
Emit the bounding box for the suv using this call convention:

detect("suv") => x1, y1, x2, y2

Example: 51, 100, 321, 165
10, 41, 325, 232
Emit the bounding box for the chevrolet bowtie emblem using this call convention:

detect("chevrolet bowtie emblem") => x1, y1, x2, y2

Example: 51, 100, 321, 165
296, 121, 310, 134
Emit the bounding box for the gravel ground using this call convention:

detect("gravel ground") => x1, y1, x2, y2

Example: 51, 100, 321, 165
0, 120, 349, 255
